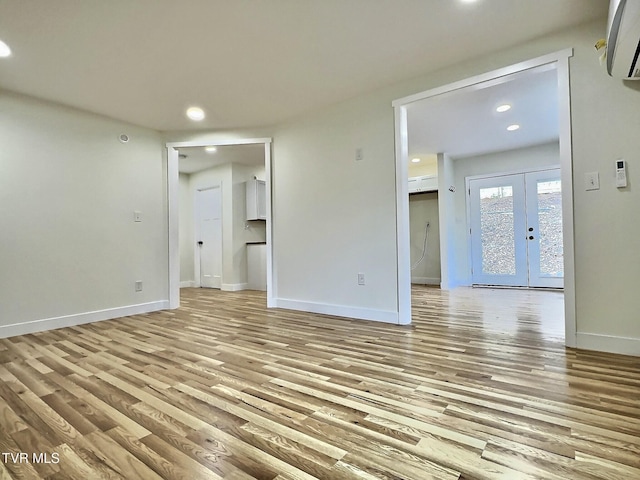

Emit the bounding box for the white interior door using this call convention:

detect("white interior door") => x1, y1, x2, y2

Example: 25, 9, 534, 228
196, 187, 222, 289
469, 169, 563, 288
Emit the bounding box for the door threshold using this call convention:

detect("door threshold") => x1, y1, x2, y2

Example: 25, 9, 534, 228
472, 284, 563, 292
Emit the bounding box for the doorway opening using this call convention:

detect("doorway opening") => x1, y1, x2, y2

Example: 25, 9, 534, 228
166, 137, 273, 310
393, 49, 576, 346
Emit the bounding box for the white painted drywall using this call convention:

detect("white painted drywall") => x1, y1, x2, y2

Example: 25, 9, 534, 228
408, 156, 438, 178
166, 19, 638, 352
437, 153, 457, 289
0, 91, 167, 333
272, 96, 399, 318
272, 19, 640, 350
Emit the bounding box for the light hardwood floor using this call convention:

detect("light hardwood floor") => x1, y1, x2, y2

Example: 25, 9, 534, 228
1, 286, 639, 479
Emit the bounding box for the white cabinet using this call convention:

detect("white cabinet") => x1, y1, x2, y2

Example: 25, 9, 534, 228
408, 175, 438, 193
247, 243, 267, 291
246, 179, 266, 220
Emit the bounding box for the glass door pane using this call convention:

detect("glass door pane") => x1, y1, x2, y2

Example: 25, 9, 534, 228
469, 174, 527, 286
526, 169, 564, 288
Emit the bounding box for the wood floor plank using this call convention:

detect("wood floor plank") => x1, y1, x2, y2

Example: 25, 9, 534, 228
1, 286, 639, 479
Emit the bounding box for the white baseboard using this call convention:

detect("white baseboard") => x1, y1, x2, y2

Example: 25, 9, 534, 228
180, 281, 196, 288
411, 277, 441, 285
576, 333, 640, 356
0, 301, 170, 339
273, 298, 399, 324
221, 283, 248, 292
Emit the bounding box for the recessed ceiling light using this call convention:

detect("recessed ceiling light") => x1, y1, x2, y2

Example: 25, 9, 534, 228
507, 124, 520, 131
186, 107, 205, 121
205, 146, 217, 153
411, 158, 421, 163
0, 40, 11, 58
496, 104, 511, 113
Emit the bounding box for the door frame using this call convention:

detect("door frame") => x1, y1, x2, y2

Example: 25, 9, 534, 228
392, 49, 577, 347
166, 137, 273, 310
194, 184, 222, 289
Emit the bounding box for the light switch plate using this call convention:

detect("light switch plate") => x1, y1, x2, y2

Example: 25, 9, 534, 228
584, 172, 600, 191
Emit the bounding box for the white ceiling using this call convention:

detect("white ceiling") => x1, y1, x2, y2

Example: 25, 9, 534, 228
178, 143, 265, 174
407, 64, 560, 160
0, 0, 607, 133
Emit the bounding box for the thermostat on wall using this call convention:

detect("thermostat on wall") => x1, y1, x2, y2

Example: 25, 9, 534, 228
616, 159, 627, 188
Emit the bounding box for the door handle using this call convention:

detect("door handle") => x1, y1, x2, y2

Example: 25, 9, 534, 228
528, 236, 534, 240
197, 241, 203, 246
528, 227, 534, 232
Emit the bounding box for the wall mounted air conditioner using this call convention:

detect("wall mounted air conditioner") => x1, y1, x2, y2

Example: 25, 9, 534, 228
607, 0, 640, 79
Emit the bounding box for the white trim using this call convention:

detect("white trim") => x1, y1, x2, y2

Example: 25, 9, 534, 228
180, 281, 196, 288
167, 146, 180, 309
264, 142, 276, 307
166, 137, 274, 311
221, 283, 248, 292
0, 301, 169, 339
167, 138, 272, 148
411, 277, 441, 285
465, 165, 561, 183
394, 105, 412, 325
273, 298, 399, 324
557, 55, 577, 348
392, 49, 573, 107
576, 333, 640, 357
393, 49, 576, 347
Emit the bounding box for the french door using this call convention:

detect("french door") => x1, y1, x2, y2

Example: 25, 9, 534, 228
469, 169, 563, 288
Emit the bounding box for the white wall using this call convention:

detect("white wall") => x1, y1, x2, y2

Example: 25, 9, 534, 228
271, 19, 640, 353
450, 142, 560, 285
0, 92, 167, 337
408, 156, 438, 177
409, 192, 441, 285
164, 19, 639, 354
437, 153, 456, 289
272, 96, 399, 322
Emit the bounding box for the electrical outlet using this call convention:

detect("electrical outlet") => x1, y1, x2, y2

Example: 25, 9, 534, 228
357, 273, 365, 286
135, 281, 143, 292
